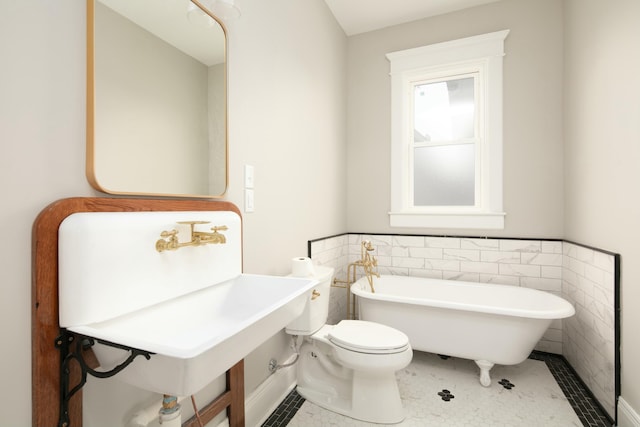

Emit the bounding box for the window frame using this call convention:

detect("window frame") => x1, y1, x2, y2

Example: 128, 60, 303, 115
387, 30, 509, 229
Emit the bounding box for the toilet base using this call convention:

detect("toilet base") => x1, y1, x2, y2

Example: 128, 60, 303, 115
296, 341, 407, 424
297, 371, 405, 424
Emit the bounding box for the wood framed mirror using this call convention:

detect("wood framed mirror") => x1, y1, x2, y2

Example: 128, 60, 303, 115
87, 0, 228, 198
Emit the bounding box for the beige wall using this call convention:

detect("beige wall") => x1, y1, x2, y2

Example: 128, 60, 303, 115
346, 0, 564, 238
563, 0, 640, 418
225, 0, 348, 400
1, 3, 89, 425
226, 0, 348, 277
0, 0, 346, 425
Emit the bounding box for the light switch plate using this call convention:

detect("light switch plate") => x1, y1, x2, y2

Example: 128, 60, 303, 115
245, 189, 254, 213
245, 165, 254, 189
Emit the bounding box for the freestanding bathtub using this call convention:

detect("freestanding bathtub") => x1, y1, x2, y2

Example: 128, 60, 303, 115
351, 275, 575, 386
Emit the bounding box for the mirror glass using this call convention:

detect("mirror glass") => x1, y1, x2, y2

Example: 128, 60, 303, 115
87, 0, 227, 197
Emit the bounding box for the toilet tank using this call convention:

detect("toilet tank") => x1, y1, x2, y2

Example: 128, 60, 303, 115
285, 265, 334, 335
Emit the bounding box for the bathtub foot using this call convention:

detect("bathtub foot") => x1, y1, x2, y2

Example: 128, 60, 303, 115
474, 360, 494, 387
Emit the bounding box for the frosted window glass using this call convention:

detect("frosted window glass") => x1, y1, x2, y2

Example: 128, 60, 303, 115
414, 77, 475, 142
414, 144, 475, 206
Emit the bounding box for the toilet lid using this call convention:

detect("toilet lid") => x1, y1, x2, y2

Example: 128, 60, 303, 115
328, 320, 409, 354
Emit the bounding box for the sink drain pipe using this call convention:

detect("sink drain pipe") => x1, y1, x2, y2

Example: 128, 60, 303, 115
128, 394, 207, 427
126, 396, 184, 427
158, 395, 181, 426
127, 395, 183, 427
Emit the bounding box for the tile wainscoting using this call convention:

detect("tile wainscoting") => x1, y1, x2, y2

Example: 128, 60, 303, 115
562, 242, 619, 419
308, 233, 619, 421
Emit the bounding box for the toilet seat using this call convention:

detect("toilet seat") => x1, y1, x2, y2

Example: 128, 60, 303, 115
328, 320, 410, 354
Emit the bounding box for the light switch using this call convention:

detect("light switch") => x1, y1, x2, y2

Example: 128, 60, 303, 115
245, 189, 254, 213
245, 165, 254, 189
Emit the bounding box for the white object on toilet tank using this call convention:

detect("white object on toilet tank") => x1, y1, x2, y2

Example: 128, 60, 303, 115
285, 263, 334, 335
291, 257, 315, 277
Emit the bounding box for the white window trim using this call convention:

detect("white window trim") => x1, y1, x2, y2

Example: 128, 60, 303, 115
387, 30, 509, 229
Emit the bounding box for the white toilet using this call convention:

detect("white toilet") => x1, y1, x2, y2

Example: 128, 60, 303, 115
286, 265, 412, 424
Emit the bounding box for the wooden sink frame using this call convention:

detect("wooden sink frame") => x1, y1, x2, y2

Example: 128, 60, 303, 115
32, 197, 245, 427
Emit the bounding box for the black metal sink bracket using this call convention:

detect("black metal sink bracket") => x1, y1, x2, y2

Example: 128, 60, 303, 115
55, 329, 153, 427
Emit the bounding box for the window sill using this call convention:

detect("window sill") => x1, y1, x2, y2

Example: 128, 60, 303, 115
389, 211, 505, 229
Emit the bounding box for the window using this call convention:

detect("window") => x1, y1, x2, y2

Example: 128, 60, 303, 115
412, 73, 478, 207
387, 30, 509, 229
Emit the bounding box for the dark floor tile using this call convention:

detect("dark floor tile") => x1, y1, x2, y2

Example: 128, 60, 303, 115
261, 389, 305, 427
262, 352, 614, 427
529, 351, 613, 427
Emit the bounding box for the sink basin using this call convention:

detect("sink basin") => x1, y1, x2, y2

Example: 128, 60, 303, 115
69, 273, 317, 396
57, 210, 316, 396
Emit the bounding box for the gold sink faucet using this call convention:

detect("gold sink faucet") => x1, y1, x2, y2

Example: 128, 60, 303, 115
155, 221, 228, 252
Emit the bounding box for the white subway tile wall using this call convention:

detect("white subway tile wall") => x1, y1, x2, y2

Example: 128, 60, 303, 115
312, 235, 565, 352
308, 235, 349, 325
562, 242, 616, 418
309, 234, 616, 419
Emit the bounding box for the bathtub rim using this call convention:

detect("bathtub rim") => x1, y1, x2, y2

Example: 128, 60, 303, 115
351, 274, 575, 320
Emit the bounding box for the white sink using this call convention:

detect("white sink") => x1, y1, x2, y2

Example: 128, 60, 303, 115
57, 210, 315, 396
69, 273, 317, 396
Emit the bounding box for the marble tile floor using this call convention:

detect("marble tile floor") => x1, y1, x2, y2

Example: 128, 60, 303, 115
262, 351, 613, 427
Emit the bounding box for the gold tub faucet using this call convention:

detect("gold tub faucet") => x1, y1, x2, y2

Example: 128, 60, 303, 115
332, 240, 380, 319
359, 240, 380, 293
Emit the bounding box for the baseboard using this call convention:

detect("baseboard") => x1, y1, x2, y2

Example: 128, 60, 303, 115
244, 355, 298, 427
618, 397, 640, 427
